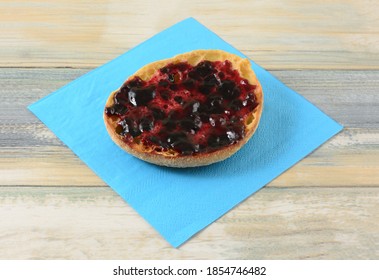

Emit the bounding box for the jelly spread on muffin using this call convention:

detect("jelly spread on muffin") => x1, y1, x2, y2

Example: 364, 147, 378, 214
104, 50, 263, 167
105, 60, 259, 156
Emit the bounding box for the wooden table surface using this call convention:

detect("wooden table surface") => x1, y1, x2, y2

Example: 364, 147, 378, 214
1, 0, 378, 259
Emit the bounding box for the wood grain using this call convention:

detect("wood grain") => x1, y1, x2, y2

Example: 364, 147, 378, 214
1, 128, 378, 187
1, 0, 378, 260
2, 69, 378, 128
0, 186, 378, 259
1, 69, 378, 187
1, 0, 378, 69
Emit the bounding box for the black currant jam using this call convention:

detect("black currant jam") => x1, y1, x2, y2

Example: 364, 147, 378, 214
105, 59, 259, 155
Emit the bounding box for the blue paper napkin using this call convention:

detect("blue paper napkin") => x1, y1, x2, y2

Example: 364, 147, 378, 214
28, 18, 343, 247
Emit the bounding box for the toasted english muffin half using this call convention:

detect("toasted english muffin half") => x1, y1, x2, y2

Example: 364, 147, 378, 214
104, 50, 263, 167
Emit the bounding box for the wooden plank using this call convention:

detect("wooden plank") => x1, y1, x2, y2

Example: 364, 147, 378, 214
0, 186, 378, 259
1, 0, 377, 261
1, 128, 378, 187
1, 69, 378, 187
0, 0, 378, 69
1, 69, 378, 128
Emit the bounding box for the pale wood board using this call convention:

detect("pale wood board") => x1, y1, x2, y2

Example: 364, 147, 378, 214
0, 0, 378, 69
1, 69, 378, 187
0, 0, 378, 259
1, 68, 378, 259
2, 69, 378, 128
1, 128, 378, 187
0, 186, 378, 259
